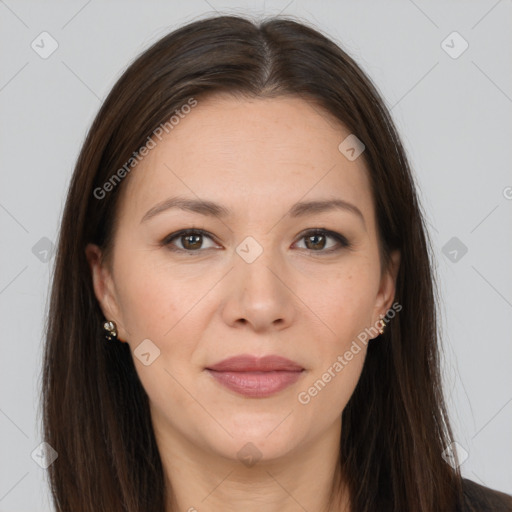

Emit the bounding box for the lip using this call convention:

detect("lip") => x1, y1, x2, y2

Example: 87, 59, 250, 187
207, 355, 304, 372
205, 355, 305, 398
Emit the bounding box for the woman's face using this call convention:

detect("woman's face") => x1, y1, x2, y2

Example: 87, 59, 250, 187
87, 94, 399, 464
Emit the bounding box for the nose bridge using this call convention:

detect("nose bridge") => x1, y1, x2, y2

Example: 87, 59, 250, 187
221, 235, 296, 331
235, 234, 286, 297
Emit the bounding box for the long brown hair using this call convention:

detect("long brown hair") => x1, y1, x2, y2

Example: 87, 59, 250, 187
42, 14, 464, 511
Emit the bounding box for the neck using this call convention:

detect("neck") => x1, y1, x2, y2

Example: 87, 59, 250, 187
155, 417, 350, 512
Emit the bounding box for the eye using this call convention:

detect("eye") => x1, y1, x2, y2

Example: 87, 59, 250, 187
162, 228, 350, 255
294, 229, 350, 253
162, 229, 219, 252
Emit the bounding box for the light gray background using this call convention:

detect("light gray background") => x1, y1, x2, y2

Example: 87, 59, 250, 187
1, 1, 511, 510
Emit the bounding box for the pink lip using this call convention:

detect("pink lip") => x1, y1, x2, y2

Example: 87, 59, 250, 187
205, 355, 304, 398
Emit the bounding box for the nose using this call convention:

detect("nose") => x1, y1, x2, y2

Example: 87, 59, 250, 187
220, 245, 297, 333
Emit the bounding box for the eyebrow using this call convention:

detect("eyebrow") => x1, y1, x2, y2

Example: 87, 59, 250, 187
140, 195, 365, 226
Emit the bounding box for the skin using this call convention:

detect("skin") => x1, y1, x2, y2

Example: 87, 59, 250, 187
86, 94, 400, 512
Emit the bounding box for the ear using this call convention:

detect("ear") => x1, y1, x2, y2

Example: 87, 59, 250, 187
372, 249, 400, 324
85, 243, 128, 341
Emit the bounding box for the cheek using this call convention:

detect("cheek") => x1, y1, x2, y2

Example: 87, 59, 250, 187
296, 313, 368, 425
296, 260, 377, 407
112, 256, 207, 406
111, 250, 231, 389
112, 250, 197, 344
116, 276, 175, 339
297, 271, 372, 416
309, 263, 379, 342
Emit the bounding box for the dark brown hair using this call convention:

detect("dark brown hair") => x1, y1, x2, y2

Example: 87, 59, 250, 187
42, 14, 464, 511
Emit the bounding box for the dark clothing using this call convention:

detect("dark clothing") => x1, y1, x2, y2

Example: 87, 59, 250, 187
462, 478, 512, 511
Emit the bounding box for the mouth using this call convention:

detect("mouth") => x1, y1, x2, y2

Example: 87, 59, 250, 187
205, 355, 305, 398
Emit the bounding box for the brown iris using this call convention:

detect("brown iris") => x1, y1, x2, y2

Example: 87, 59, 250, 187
304, 233, 327, 251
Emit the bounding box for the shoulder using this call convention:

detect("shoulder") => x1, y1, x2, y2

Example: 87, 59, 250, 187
461, 478, 512, 512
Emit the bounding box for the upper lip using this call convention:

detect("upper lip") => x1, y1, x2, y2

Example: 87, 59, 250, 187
206, 355, 304, 372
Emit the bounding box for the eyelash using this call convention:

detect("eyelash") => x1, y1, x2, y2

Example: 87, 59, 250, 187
161, 228, 351, 255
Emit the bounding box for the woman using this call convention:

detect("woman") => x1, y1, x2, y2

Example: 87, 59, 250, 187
41, 14, 512, 512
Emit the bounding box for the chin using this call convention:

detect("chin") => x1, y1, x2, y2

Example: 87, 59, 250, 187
205, 412, 307, 463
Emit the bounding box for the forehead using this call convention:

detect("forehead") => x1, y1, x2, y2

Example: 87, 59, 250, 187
118, 94, 374, 223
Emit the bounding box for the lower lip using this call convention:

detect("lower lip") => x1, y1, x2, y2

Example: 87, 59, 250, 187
206, 369, 303, 398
